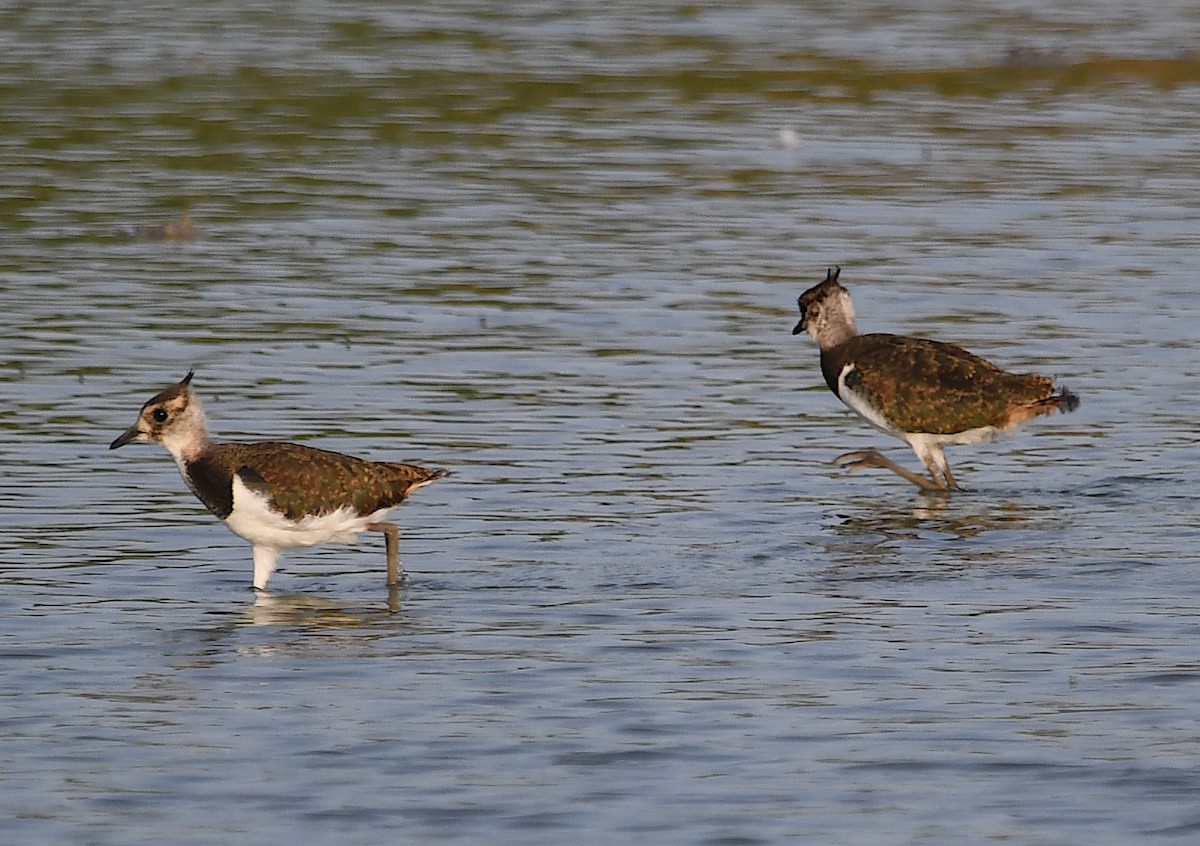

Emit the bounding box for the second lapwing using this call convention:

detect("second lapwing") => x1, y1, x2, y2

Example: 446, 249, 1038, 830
792, 267, 1079, 492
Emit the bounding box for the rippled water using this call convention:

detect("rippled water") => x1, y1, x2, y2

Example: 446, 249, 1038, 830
4, 1, 1200, 843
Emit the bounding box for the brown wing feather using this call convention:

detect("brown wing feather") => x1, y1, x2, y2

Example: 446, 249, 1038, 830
829, 334, 1055, 434
211, 442, 446, 521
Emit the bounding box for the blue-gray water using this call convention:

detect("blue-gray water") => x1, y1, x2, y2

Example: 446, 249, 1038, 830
4, 2, 1200, 843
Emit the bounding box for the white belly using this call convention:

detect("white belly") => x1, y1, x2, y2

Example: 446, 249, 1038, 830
223, 475, 392, 550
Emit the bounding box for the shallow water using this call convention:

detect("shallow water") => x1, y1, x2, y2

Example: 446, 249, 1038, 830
4, 1, 1200, 843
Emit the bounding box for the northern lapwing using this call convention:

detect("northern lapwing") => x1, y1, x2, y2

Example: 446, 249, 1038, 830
111, 372, 447, 590
792, 267, 1079, 492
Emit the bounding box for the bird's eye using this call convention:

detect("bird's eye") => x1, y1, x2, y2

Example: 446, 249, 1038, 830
152, 408, 169, 423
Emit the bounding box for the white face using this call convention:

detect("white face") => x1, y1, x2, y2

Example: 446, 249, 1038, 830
133, 393, 193, 444
797, 285, 857, 347
112, 387, 208, 462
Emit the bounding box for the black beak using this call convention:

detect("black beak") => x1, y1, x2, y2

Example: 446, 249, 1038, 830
110, 427, 139, 449
792, 319, 805, 335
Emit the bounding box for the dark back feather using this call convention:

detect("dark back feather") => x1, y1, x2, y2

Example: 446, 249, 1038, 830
822, 334, 1055, 434
186, 442, 446, 521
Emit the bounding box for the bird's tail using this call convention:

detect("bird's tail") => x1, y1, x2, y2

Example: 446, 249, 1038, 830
1033, 387, 1080, 416
408, 467, 450, 491
1005, 385, 1079, 428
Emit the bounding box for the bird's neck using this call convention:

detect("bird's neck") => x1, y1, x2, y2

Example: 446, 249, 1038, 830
811, 289, 859, 350
162, 407, 214, 467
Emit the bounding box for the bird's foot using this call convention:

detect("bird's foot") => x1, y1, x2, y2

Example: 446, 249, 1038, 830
833, 450, 949, 494
834, 450, 890, 473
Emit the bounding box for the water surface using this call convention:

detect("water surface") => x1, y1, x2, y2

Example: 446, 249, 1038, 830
4, 1, 1200, 843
